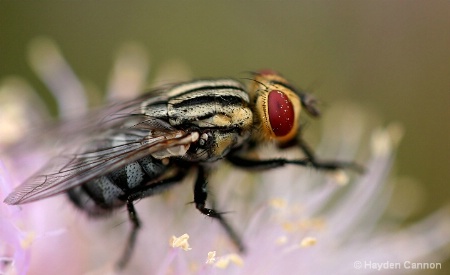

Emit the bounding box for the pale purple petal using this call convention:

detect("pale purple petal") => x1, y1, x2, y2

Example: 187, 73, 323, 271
28, 38, 88, 118
106, 42, 149, 101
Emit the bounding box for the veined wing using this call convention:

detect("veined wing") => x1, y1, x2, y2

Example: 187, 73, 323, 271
4, 117, 198, 205
1, 82, 178, 161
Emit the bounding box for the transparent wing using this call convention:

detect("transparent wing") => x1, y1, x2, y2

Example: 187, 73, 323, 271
6, 85, 173, 154
3, 85, 195, 205
4, 119, 197, 204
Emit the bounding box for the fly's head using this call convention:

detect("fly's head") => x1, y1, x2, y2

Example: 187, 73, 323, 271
249, 70, 305, 144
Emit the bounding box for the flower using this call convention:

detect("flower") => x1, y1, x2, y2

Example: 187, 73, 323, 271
1, 38, 449, 274
0, 161, 32, 275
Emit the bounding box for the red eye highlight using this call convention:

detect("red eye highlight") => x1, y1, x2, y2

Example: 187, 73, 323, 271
268, 90, 295, 137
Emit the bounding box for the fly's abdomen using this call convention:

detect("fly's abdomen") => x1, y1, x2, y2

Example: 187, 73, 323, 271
67, 156, 168, 216
67, 175, 123, 216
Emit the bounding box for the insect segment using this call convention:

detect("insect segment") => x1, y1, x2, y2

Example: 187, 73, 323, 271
4, 70, 362, 269
140, 79, 254, 162
249, 70, 302, 143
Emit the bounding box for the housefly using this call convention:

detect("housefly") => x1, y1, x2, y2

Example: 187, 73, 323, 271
4, 70, 363, 268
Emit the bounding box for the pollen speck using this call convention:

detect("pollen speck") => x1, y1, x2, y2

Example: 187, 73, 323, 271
214, 253, 244, 268
206, 251, 216, 264
300, 237, 317, 247
20, 231, 36, 249
215, 258, 228, 269
169, 233, 192, 251
229, 254, 244, 267
269, 198, 287, 209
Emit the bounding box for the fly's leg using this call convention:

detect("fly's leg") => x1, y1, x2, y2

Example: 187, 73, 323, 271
227, 140, 364, 172
227, 155, 309, 170
227, 155, 362, 172
296, 137, 364, 172
117, 171, 187, 269
295, 91, 364, 171
193, 165, 244, 252
117, 200, 140, 269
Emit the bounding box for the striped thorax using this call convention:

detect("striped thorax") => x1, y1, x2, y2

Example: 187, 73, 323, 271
141, 79, 254, 162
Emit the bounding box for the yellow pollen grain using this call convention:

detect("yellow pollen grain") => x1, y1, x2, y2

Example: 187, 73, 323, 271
229, 254, 244, 267
269, 198, 287, 209
215, 258, 229, 269
20, 231, 36, 249
169, 233, 192, 251
300, 237, 317, 247
206, 251, 216, 264
214, 253, 244, 269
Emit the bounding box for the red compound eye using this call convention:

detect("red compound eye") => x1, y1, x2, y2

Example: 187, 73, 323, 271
267, 90, 295, 137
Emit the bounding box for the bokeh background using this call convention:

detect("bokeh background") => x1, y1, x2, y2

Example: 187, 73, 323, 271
1, 1, 449, 272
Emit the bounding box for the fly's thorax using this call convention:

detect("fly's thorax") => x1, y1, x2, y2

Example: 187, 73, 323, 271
166, 79, 251, 127
140, 79, 255, 162
249, 70, 301, 144
140, 79, 253, 132
140, 79, 249, 118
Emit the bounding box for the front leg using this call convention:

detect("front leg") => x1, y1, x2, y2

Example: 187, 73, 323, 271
227, 137, 364, 172
296, 137, 364, 172
193, 165, 244, 251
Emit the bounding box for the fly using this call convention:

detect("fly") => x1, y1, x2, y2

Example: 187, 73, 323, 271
4, 70, 363, 268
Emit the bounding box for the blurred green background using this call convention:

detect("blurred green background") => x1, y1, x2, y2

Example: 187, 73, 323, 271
1, 1, 449, 231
